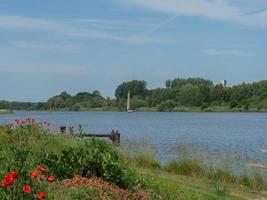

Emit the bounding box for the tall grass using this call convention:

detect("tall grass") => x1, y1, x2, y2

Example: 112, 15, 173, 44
122, 141, 267, 190
121, 140, 161, 169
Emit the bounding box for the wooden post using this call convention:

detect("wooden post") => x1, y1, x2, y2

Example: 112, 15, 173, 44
60, 126, 66, 134
110, 130, 120, 146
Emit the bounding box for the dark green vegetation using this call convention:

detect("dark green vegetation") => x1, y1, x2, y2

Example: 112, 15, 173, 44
2, 77, 267, 112
0, 122, 266, 199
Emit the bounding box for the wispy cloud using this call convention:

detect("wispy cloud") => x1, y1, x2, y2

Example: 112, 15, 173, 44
11, 41, 81, 53
0, 15, 171, 44
202, 49, 251, 57
117, 0, 267, 28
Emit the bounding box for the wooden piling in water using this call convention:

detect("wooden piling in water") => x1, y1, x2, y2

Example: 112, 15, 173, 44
59, 126, 121, 145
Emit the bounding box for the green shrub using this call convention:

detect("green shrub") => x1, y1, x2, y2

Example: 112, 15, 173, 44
157, 100, 176, 112
42, 139, 137, 189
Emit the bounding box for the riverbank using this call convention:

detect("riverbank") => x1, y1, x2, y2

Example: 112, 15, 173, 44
0, 109, 12, 114
30, 105, 267, 112
0, 120, 266, 199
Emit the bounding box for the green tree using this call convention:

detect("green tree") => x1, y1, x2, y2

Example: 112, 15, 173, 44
115, 80, 147, 99
179, 84, 201, 106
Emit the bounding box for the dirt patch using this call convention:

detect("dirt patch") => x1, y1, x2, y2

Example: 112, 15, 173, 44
61, 176, 150, 200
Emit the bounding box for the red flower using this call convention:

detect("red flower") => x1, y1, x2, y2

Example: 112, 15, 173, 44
9, 171, 18, 179
37, 192, 45, 199
31, 171, 39, 179
32, 118, 36, 123
47, 176, 55, 183
1, 171, 19, 188
15, 119, 20, 125
37, 166, 46, 174
22, 185, 31, 193
21, 120, 28, 124
2, 176, 13, 188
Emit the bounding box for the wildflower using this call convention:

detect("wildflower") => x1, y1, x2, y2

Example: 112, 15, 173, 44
1, 176, 14, 188
21, 120, 28, 124
32, 118, 36, 123
1, 171, 19, 187
37, 166, 46, 174
31, 171, 39, 179
15, 119, 20, 125
2, 179, 12, 188
47, 176, 55, 183
37, 192, 45, 199
9, 171, 18, 179
22, 185, 31, 193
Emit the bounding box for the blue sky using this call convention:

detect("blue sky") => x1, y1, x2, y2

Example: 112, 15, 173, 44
0, 0, 267, 101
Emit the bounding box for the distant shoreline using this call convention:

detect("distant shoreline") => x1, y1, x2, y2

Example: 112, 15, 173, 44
0, 109, 12, 114
11, 107, 267, 113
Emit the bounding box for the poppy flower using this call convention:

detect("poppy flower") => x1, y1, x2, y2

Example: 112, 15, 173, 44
37, 166, 46, 174
31, 171, 39, 179
22, 185, 31, 193
10, 171, 18, 179
2, 175, 14, 188
32, 119, 36, 123
37, 192, 45, 199
15, 119, 20, 125
47, 176, 55, 183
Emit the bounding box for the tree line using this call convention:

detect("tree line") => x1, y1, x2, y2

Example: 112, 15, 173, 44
1, 77, 267, 112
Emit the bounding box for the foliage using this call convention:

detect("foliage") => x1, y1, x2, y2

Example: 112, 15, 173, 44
2, 77, 267, 112
115, 80, 147, 99
42, 139, 137, 189
0, 119, 55, 200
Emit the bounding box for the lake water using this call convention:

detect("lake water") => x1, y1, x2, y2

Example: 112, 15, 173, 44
1, 111, 267, 165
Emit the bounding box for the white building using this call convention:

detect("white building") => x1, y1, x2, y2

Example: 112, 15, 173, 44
220, 80, 227, 87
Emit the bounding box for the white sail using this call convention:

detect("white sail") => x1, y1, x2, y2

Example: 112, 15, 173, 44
127, 91, 131, 111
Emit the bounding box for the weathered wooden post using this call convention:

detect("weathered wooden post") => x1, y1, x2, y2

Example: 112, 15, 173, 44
110, 130, 120, 146
60, 126, 66, 134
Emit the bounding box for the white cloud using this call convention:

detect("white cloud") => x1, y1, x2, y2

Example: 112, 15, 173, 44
202, 49, 251, 57
0, 15, 170, 44
117, 0, 267, 28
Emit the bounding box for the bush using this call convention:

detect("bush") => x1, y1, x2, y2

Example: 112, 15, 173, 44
42, 139, 137, 189
157, 100, 176, 112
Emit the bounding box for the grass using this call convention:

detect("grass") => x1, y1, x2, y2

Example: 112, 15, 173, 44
0, 109, 12, 114
121, 142, 267, 199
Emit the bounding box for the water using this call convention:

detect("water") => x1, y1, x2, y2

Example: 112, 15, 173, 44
1, 111, 267, 164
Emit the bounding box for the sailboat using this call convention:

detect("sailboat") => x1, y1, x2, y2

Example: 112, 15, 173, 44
48, 101, 52, 112
127, 91, 133, 113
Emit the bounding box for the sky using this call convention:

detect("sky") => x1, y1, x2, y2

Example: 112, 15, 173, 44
0, 0, 267, 102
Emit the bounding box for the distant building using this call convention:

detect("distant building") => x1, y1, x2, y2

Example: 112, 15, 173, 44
220, 80, 227, 87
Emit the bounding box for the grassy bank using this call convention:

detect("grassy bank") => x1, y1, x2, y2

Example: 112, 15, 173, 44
0, 109, 12, 114
0, 120, 266, 199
